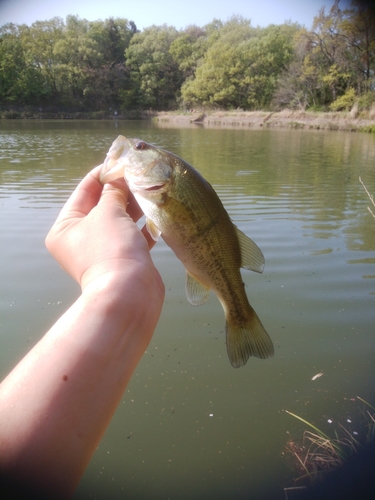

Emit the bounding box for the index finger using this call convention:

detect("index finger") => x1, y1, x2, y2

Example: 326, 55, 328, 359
100, 177, 143, 222
55, 165, 104, 223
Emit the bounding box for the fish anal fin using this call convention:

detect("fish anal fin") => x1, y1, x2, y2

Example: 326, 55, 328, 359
185, 272, 210, 306
225, 309, 274, 368
146, 217, 161, 241
235, 226, 265, 274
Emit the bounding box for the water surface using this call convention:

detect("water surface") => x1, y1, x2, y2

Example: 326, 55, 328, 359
0, 120, 374, 499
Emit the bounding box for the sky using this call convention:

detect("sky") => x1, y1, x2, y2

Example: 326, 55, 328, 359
0, 0, 341, 31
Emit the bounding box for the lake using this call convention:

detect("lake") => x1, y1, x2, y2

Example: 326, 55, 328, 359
0, 120, 374, 499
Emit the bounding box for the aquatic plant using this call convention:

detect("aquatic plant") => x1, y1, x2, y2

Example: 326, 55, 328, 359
284, 397, 375, 486
359, 125, 375, 133
359, 177, 375, 219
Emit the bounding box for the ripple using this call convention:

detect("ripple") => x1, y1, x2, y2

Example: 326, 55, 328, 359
1, 123, 375, 500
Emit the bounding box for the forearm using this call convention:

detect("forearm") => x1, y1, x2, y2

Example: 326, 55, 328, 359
0, 272, 162, 498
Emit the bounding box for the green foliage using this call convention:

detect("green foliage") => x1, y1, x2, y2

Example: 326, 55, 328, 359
0, 22, 55, 104
0, 16, 136, 110
181, 18, 299, 110
274, 0, 375, 111
359, 125, 375, 133
358, 91, 375, 110
125, 25, 182, 109
169, 26, 208, 81
329, 87, 356, 110
0, 1, 375, 113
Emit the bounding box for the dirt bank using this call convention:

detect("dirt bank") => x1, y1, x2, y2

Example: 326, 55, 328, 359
2, 108, 375, 132
154, 110, 375, 132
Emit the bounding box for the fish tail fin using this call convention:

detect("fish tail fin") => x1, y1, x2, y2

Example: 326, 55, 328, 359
225, 309, 274, 368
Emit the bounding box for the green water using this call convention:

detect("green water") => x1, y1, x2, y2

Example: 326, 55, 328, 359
0, 120, 374, 499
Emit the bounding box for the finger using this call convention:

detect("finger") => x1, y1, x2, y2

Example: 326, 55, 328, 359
127, 192, 144, 223
141, 224, 157, 250
102, 180, 144, 223
98, 182, 130, 214
100, 175, 144, 222
55, 166, 103, 223
103, 177, 128, 192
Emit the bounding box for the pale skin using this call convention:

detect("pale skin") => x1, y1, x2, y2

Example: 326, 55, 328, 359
0, 166, 165, 498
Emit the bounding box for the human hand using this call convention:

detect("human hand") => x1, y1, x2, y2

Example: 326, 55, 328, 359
45, 166, 165, 301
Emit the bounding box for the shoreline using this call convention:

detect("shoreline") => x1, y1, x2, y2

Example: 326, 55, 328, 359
154, 110, 375, 132
2, 109, 375, 132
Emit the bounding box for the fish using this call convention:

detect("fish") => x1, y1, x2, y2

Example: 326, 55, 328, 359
100, 136, 274, 368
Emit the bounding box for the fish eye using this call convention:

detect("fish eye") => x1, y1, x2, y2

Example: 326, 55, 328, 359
135, 141, 147, 150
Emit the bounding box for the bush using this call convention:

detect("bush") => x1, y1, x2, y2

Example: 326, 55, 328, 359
90, 110, 109, 119
2, 110, 22, 119
329, 88, 356, 111
359, 125, 375, 133
358, 92, 375, 111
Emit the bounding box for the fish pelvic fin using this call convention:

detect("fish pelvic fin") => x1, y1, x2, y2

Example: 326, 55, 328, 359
146, 217, 161, 241
225, 310, 274, 368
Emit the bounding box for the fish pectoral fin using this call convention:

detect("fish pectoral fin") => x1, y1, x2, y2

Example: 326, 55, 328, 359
146, 217, 161, 241
225, 309, 274, 368
185, 272, 210, 306
235, 226, 265, 274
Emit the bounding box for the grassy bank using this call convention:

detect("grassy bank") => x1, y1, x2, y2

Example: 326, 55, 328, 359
2, 107, 375, 133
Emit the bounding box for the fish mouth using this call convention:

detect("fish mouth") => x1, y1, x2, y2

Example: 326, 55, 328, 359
128, 182, 166, 194
144, 184, 165, 192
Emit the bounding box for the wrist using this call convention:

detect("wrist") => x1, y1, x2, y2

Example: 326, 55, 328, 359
79, 264, 164, 351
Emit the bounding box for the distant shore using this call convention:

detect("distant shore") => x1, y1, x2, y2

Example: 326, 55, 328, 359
154, 110, 375, 132
2, 108, 375, 132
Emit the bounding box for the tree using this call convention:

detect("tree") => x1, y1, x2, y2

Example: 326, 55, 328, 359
181, 18, 298, 110
0, 16, 137, 109
69, 16, 136, 109
339, 0, 375, 92
1, 2, 373, 112
0, 23, 46, 104
169, 26, 208, 82
22, 17, 66, 103
273, 0, 373, 110
46, 15, 136, 109
125, 25, 181, 109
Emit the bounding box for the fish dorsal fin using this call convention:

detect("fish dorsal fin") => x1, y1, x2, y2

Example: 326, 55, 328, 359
146, 217, 161, 241
185, 272, 210, 306
235, 226, 265, 274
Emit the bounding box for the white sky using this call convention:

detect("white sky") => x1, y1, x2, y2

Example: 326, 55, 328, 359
0, 0, 341, 30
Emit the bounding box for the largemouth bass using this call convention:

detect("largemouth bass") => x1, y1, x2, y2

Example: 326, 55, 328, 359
100, 136, 274, 367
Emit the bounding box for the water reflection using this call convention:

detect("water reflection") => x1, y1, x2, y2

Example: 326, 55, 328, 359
0, 121, 374, 499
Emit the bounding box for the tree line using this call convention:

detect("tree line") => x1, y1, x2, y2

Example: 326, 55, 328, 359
0, 0, 374, 113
